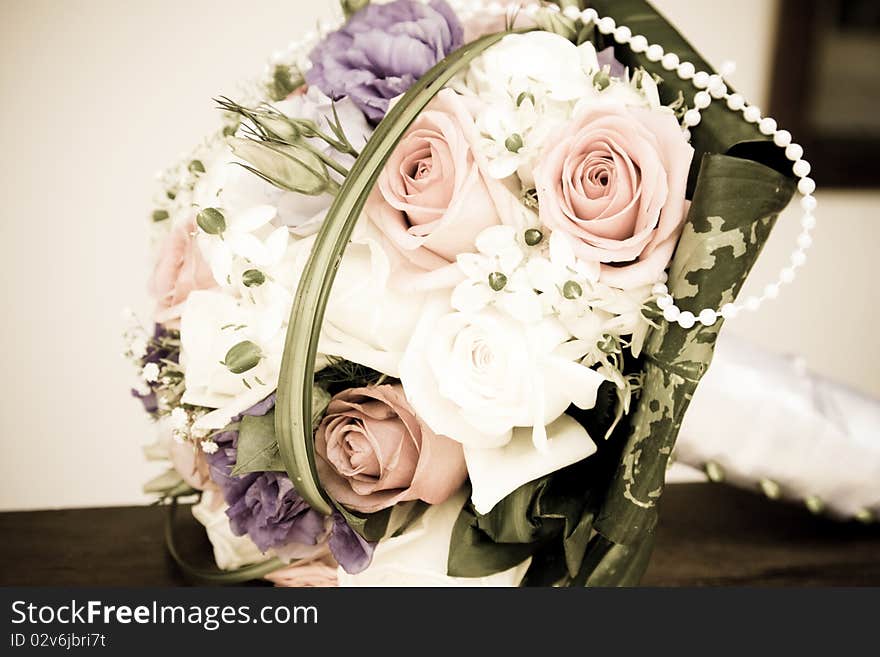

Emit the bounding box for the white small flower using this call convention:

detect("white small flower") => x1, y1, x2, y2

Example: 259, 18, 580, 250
169, 406, 189, 430
586, 68, 663, 111
526, 231, 600, 323
141, 362, 160, 383
172, 429, 188, 444
129, 336, 148, 360
198, 204, 289, 286
475, 99, 541, 180
200, 440, 219, 455
190, 423, 210, 440
456, 32, 599, 103
452, 225, 542, 323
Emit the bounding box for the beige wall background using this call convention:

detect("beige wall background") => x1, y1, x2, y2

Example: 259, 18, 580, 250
0, 0, 877, 510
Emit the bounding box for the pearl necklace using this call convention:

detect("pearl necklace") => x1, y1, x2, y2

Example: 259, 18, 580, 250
453, 1, 817, 330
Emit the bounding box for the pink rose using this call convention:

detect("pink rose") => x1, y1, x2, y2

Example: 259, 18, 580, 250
315, 384, 467, 513
264, 546, 338, 587
149, 216, 216, 325
367, 89, 503, 273
461, 1, 539, 42
534, 104, 694, 288
170, 441, 212, 491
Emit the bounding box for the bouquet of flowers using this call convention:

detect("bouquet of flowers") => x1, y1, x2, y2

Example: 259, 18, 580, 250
126, 0, 816, 586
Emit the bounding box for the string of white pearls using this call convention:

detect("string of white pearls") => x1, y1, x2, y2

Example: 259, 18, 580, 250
432, 2, 817, 331
579, 6, 816, 330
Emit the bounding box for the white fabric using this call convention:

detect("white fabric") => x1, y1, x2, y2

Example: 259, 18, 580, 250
677, 333, 880, 518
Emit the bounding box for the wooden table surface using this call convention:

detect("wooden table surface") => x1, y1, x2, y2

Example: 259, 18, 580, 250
1, 483, 878, 586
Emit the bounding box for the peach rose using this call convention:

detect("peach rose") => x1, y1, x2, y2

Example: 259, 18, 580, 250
315, 384, 467, 513
170, 441, 212, 491
534, 104, 693, 289
264, 545, 338, 587
149, 216, 216, 325
461, 1, 539, 42
367, 89, 503, 273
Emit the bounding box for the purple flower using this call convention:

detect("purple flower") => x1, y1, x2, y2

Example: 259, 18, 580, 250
306, 0, 464, 123
205, 395, 375, 573
131, 324, 179, 414
597, 46, 627, 79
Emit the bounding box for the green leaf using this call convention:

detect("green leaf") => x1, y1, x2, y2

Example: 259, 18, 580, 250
448, 504, 538, 578
143, 469, 184, 495
340, 0, 369, 18
143, 440, 168, 461
231, 387, 331, 477
266, 64, 304, 103
231, 411, 285, 477
447, 463, 597, 579
335, 505, 392, 543
310, 385, 331, 428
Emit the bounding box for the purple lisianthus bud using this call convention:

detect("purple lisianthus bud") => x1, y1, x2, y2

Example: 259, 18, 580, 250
597, 46, 627, 79
328, 513, 375, 574
306, 0, 464, 123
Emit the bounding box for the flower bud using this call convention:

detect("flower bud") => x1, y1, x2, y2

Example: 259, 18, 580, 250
505, 133, 524, 154
592, 69, 611, 91
230, 138, 330, 196
242, 269, 266, 287
488, 272, 507, 291
524, 228, 543, 246
261, 117, 301, 142
516, 91, 535, 108
341, 0, 370, 18
562, 280, 583, 299
196, 208, 226, 235
224, 340, 262, 374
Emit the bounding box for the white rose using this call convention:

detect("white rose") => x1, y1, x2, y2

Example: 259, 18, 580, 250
292, 223, 428, 377
337, 489, 530, 587
191, 490, 265, 570
400, 295, 604, 513
456, 32, 599, 103
401, 296, 604, 449
453, 32, 600, 187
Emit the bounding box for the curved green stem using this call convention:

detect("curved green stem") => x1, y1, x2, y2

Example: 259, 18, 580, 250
275, 29, 524, 515
164, 497, 284, 585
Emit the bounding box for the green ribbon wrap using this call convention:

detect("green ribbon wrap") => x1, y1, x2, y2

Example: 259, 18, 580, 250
577, 0, 796, 583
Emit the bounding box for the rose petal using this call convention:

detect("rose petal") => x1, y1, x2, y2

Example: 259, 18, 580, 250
465, 414, 597, 515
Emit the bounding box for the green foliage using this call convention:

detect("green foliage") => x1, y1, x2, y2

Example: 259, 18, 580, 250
266, 64, 304, 102
231, 412, 285, 476
229, 139, 333, 196
313, 357, 388, 395
232, 388, 331, 477
143, 469, 184, 495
